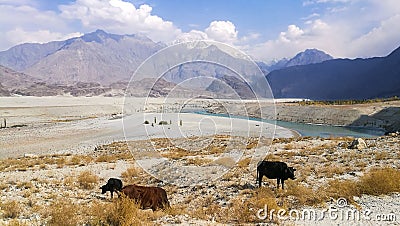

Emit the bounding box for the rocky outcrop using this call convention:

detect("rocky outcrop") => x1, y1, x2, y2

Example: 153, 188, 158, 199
349, 138, 367, 150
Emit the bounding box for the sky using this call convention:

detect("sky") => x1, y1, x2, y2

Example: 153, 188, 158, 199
1, 0, 400, 62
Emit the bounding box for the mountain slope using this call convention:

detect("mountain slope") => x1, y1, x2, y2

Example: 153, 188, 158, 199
0, 42, 66, 71
285, 49, 333, 67
266, 47, 400, 100
0, 30, 165, 85
259, 49, 333, 73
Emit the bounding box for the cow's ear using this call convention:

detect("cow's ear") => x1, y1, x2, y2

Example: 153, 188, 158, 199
294, 169, 297, 171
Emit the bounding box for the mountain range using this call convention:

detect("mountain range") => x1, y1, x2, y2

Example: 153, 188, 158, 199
0, 29, 399, 100
267, 46, 400, 100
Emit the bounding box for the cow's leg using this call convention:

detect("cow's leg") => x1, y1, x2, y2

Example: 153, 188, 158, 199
282, 180, 285, 189
111, 190, 114, 198
116, 190, 121, 198
258, 174, 262, 187
277, 178, 280, 189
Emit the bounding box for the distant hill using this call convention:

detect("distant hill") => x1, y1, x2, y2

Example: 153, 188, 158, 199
266, 46, 400, 100
258, 49, 333, 73
0, 30, 266, 98
2, 29, 399, 100
0, 29, 165, 85
0, 65, 114, 96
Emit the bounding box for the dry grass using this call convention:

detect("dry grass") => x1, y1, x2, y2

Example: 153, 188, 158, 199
77, 170, 99, 189
322, 167, 400, 202
47, 198, 82, 226
185, 157, 213, 166
316, 165, 346, 178
237, 157, 251, 168
1, 135, 399, 225
373, 151, 389, 160
99, 196, 144, 226
285, 180, 327, 207
45, 196, 156, 226
212, 157, 236, 168
95, 154, 118, 163
228, 187, 280, 224
358, 167, 400, 195
0, 200, 22, 219
324, 179, 359, 202
161, 148, 193, 159
246, 139, 259, 149
121, 166, 141, 184
4, 219, 28, 226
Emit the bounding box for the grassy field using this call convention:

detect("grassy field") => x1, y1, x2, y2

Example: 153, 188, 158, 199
0, 134, 399, 225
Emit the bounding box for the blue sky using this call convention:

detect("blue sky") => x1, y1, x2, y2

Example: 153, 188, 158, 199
1, 0, 400, 62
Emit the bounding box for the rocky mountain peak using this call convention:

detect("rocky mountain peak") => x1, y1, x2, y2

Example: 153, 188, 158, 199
285, 48, 333, 67
80, 29, 117, 43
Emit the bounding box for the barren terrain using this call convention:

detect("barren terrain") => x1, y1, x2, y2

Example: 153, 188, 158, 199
0, 97, 399, 225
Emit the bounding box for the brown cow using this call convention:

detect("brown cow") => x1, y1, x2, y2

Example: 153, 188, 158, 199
121, 184, 170, 211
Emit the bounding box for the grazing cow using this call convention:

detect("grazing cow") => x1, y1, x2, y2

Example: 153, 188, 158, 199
257, 161, 296, 189
121, 184, 170, 211
100, 178, 123, 198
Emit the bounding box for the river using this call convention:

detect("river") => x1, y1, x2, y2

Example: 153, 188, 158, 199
195, 111, 385, 138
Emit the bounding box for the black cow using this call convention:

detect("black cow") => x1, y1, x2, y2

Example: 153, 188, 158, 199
257, 161, 296, 189
100, 178, 123, 198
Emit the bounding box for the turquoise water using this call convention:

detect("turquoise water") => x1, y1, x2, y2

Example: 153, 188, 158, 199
194, 111, 385, 138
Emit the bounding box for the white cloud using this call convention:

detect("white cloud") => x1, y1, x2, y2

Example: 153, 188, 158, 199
279, 25, 304, 43
205, 20, 238, 44
59, 0, 182, 43
6, 28, 82, 45
173, 30, 209, 44
303, 0, 353, 6
248, 20, 335, 62
0, 3, 74, 50
248, 0, 400, 62
350, 14, 400, 57
173, 20, 242, 46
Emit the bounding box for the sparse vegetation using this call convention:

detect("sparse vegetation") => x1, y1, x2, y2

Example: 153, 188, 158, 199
158, 120, 169, 125
358, 167, 400, 195
77, 170, 99, 189
0, 200, 22, 219
1, 135, 399, 225
47, 198, 81, 226
297, 96, 400, 106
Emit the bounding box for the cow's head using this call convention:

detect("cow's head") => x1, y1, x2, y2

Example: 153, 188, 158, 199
100, 185, 107, 194
285, 167, 296, 180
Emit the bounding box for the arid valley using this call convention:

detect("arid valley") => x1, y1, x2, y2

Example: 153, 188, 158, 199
0, 96, 399, 225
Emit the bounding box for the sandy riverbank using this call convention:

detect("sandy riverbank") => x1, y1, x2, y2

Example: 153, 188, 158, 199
0, 96, 295, 159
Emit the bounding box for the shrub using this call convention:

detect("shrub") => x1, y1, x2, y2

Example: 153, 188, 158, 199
324, 179, 359, 202
322, 168, 400, 202
285, 180, 327, 207
358, 168, 400, 195
68, 156, 81, 165
48, 198, 80, 226
158, 121, 168, 125
82, 200, 114, 226
0, 200, 22, 218
212, 157, 236, 168
121, 166, 139, 184
227, 187, 280, 224
105, 196, 143, 226
77, 170, 99, 189
95, 154, 117, 163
